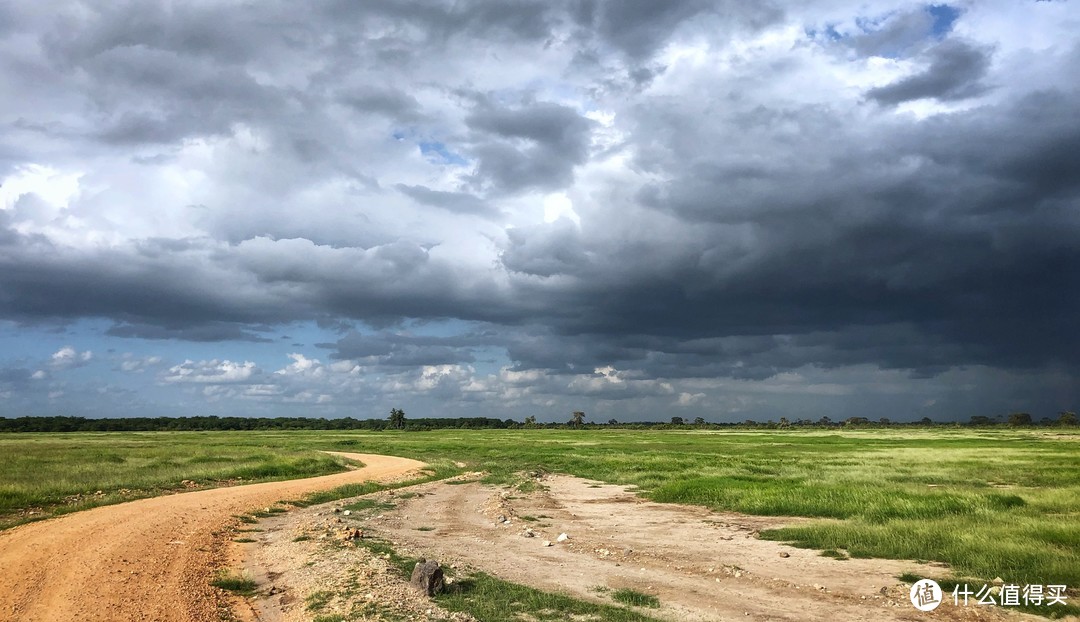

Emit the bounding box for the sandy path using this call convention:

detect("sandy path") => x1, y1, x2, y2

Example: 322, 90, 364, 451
353, 475, 1034, 622
0, 452, 426, 622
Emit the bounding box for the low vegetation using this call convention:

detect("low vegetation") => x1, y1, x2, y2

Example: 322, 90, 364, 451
1, 427, 1077, 608
0, 433, 350, 528
610, 588, 661, 608
210, 570, 257, 597
437, 572, 661, 621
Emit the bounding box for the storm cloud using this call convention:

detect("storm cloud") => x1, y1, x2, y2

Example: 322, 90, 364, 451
0, 0, 1077, 421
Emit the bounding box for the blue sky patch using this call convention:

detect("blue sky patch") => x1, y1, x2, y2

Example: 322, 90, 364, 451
928, 4, 961, 37
419, 140, 469, 166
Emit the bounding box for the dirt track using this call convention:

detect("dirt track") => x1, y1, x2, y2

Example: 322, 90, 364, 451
240, 474, 1044, 622
0, 452, 425, 622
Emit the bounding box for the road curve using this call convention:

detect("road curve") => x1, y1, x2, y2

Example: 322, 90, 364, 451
0, 452, 426, 622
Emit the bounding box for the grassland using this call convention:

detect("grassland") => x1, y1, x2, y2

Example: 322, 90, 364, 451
1, 427, 1077, 608
0, 433, 351, 528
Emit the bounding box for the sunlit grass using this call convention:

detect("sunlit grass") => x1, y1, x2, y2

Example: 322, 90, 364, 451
1, 427, 1076, 596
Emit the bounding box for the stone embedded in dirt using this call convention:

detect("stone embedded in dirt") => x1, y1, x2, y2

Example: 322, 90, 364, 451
410, 559, 446, 597
333, 507, 340, 513
343, 510, 352, 516
556, 533, 569, 542
523, 528, 535, 538
779, 552, 790, 558
542, 540, 553, 547
497, 515, 506, 523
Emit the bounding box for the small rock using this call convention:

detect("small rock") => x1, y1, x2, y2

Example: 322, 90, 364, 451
779, 552, 790, 558
333, 508, 341, 513
410, 559, 446, 597
523, 529, 535, 538
992, 577, 1005, 586
542, 540, 553, 547
343, 510, 352, 516
556, 533, 569, 542
880, 586, 888, 595
497, 515, 506, 523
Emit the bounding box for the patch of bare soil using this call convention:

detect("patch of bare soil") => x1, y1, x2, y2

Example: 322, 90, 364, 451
0, 452, 424, 622
244, 473, 1045, 622
236, 501, 477, 622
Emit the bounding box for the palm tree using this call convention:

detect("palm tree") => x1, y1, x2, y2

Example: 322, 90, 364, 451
570, 411, 585, 427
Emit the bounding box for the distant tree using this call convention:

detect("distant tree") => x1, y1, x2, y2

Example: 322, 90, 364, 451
844, 417, 870, 426
1007, 412, 1033, 426
523, 415, 536, 427
608, 418, 618, 425
1059, 411, 1078, 426
388, 408, 406, 430
817, 416, 832, 426
968, 415, 994, 426
670, 416, 684, 425
570, 411, 586, 427
879, 418, 891, 426
919, 417, 933, 425
778, 417, 790, 429
693, 417, 706, 426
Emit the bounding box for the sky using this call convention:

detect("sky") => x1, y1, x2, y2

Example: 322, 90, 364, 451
0, 0, 1078, 423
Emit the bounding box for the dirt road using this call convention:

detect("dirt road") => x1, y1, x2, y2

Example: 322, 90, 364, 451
0, 452, 425, 622
253, 473, 1030, 622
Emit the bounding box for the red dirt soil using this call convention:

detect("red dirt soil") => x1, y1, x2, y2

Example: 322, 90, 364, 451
0, 452, 424, 622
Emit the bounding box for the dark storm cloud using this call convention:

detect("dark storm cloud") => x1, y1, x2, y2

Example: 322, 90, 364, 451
0, 234, 508, 336
571, 0, 782, 60
317, 331, 490, 367
105, 322, 274, 343
501, 220, 589, 277
866, 39, 992, 104
337, 87, 426, 123
493, 84, 1080, 376
465, 100, 594, 192
1, 0, 1078, 420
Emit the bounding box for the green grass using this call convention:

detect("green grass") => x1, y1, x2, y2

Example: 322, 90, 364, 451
341, 498, 396, 513
211, 570, 257, 597
0, 432, 352, 528
305, 590, 334, 612
349, 534, 661, 620
611, 588, 661, 608
1, 428, 1077, 605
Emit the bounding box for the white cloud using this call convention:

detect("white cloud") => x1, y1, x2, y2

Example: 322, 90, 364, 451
119, 354, 163, 372
163, 359, 257, 384
50, 346, 93, 370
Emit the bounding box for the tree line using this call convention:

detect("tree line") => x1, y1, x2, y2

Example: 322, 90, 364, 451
0, 410, 1075, 433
